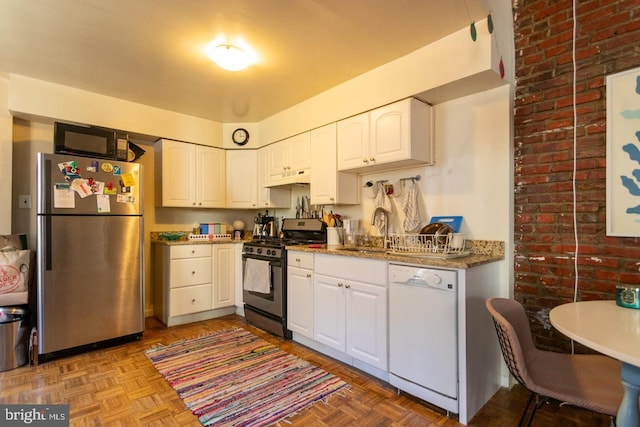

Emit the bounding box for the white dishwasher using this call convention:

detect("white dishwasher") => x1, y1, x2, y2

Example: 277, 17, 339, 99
388, 263, 458, 414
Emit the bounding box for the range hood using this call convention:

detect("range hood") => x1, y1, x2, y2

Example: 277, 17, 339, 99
263, 169, 311, 188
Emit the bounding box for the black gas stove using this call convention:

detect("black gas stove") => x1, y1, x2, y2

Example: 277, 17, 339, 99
242, 218, 326, 338
243, 219, 327, 259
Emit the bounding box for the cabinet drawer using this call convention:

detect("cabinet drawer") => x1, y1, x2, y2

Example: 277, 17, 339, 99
169, 284, 212, 316
170, 244, 212, 259
288, 251, 314, 270
169, 257, 212, 288
315, 254, 387, 286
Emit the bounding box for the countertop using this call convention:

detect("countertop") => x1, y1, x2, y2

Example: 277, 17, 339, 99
151, 231, 504, 269
287, 240, 504, 269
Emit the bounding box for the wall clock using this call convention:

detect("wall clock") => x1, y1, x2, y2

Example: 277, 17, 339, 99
232, 128, 250, 146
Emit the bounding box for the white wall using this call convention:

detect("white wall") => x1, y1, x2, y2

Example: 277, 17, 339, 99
0, 76, 12, 235
8, 75, 223, 147
258, 18, 502, 146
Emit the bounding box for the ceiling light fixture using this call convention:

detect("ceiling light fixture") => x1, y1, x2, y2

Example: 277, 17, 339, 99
205, 40, 257, 71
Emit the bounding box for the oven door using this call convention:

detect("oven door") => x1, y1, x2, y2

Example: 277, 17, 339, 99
242, 254, 284, 317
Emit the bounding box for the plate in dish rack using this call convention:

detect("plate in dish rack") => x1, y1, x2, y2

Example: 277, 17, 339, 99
386, 250, 470, 259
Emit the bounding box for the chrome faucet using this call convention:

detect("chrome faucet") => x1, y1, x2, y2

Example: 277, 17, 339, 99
371, 207, 389, 245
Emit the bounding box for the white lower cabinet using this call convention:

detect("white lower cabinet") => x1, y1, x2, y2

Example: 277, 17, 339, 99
153, 243, 237, 326
286, 251, 504, 425
311, 254, 388, 372
212, 244, 236, 309
287, 251, 314, 338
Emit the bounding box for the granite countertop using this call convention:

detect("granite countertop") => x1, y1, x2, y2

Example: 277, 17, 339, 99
286, 240, 505, 269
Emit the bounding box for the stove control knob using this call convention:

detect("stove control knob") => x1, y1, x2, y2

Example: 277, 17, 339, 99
257, 248, 263, 254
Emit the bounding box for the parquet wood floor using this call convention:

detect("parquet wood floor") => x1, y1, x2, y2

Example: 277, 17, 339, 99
0, 315, 614, 426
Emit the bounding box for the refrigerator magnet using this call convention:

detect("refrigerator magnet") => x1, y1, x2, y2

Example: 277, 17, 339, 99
101, 163, 113, 173
91, 181, 105, 194
53, 183, 75, 209
119, 180, 131, 193
96, 194, 111, 213
87, 161, 99, 172
121, 172, 136, 187
112, 165, 122, 176
71, 179, 92, 198
116, 194, 135, 204
104, 182, 117, 195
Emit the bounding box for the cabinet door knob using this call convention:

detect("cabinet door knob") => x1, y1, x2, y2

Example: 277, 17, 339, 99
306, 273, 311, 278
362, 159, 368, 163
191, 298, 196, 304
295, 258, 301, 262
192, 202, 196, 206
191, 271, 196, 275
191, 250, 196, 254
345, 284, 351, 288
369, 157, 375, 162
338, 282, 344, 287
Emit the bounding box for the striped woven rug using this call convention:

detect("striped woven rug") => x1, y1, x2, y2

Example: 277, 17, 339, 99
145, 328, 349, 426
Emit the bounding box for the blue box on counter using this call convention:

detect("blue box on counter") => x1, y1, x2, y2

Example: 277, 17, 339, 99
199, 223, 222, 234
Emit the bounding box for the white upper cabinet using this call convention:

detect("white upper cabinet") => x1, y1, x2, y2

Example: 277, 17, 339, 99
310, 123, 358, 205
258, 147, 291, 208
226, 150, 258, 208
155, 139, 225, 208
197, 145, 226, 207
266, 132, 311, 183
337, 112, 370, 171
338, 98, 433, 172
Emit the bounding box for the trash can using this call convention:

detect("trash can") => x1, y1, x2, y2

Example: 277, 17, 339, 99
0, 306, 30, 371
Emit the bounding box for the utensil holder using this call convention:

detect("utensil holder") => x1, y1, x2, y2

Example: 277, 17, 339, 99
327, 227, 343, 246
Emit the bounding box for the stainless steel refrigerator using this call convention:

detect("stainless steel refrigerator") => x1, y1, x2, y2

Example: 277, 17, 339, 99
36, 152, 144, 357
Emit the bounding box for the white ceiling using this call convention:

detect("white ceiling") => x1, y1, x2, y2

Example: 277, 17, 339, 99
0, 0, 491, 123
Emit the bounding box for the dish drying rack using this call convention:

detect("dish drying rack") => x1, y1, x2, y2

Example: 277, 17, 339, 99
385, 233, 466, 257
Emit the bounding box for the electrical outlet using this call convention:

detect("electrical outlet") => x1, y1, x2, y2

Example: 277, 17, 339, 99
18, 195, 31, 209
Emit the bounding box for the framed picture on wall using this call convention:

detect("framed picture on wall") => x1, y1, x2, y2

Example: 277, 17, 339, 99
606, 66, 640, 237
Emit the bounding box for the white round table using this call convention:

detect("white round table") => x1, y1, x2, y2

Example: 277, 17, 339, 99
550, 300, 640, 427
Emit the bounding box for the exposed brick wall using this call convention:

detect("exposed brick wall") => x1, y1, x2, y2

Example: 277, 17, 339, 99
513, 0, 640, 352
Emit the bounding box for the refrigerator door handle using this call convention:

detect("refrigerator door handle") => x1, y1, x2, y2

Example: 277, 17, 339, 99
45, 215, 52, 271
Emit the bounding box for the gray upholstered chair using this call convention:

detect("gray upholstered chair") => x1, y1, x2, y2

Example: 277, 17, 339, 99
486, 297, 623, 427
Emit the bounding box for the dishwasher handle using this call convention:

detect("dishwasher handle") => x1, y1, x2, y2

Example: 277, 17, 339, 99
405, 277, 429, 286
390, 275, 456, 291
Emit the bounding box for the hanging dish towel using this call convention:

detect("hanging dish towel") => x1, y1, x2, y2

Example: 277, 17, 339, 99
373, 182, 392, 235
402, 179, 421, 232
243, 258, 271, 294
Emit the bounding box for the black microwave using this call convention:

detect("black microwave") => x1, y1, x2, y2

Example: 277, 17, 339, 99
54, 122, 129, 161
